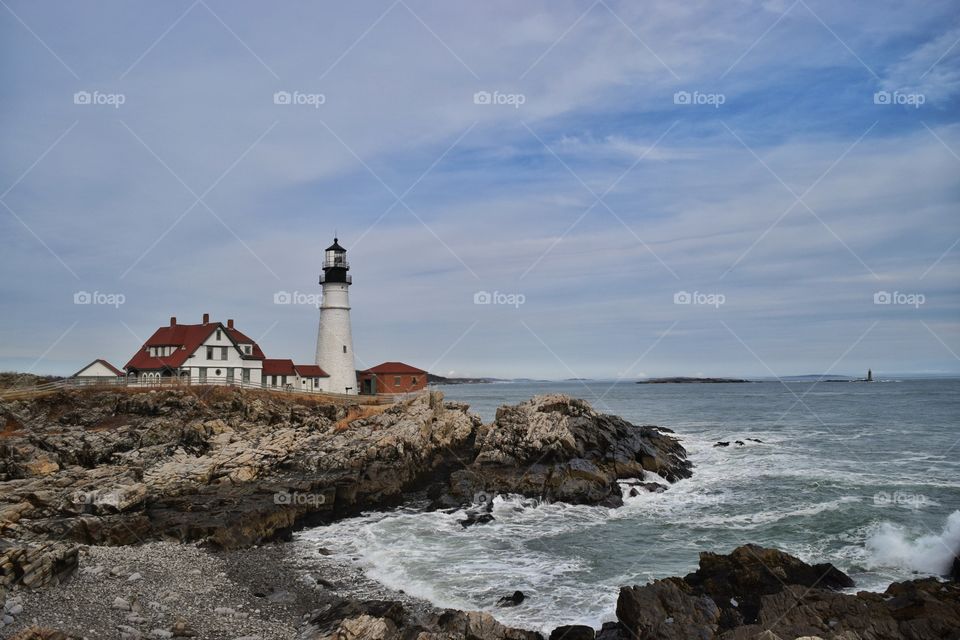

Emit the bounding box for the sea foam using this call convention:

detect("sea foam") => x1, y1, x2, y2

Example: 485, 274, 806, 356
864, 510, 960, 575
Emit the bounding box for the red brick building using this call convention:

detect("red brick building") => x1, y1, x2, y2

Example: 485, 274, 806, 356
358, 362, 427, 395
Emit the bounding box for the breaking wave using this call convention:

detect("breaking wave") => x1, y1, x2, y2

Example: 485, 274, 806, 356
864, 510, 960, 575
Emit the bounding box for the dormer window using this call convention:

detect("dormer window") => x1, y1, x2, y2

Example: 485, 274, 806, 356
216, 329, 222, 340
244, 345, 252, 355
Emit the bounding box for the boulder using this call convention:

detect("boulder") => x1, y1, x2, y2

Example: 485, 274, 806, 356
449, 395, 691, 506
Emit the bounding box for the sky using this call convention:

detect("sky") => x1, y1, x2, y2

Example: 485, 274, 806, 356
1, 0, 958, 380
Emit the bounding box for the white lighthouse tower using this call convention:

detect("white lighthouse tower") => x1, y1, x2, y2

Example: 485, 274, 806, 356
315, 238, 357, 394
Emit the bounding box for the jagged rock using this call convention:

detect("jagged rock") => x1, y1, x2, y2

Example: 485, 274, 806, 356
618, 580, 720, 640
0, 540, 79, 591
449, 395, 691, 506
612, 545, 959, 640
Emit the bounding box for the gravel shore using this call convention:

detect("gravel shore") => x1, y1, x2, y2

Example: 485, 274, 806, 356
2, 539, 434, 640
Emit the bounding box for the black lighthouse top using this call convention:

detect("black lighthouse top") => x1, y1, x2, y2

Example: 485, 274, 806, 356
320, 238, 351, 284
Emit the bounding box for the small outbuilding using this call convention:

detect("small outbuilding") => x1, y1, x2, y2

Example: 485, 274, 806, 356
358, 362, 427, 395
72, 359, 124, 382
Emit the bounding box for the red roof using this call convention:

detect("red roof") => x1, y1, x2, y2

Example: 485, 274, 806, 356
125, 320, 265, 371
72, 359, 123, 377
294, 364, 329, 377
361, 362, 427, 375
226, 328, 265, 359
262, 358, 296, 376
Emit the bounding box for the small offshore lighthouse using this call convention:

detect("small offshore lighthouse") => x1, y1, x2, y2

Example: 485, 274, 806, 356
315, 238, 357, 394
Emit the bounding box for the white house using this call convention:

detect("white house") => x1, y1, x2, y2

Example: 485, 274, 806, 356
124, 314, 267, 385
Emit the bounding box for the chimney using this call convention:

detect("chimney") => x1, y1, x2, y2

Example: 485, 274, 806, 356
202, 313, 209, 325
170, 316, 177, 326
227, 319, 234, 329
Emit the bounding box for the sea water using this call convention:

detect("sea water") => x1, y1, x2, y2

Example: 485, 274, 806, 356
297, 379, 960, 632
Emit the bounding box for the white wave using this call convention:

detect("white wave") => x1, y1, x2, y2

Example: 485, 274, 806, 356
864, 510, 960, 575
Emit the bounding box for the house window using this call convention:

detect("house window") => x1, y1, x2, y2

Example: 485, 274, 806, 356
199, 368, 207, 382
226, 368, 234, 382
244, 345, 251, 355
220, 346, 228, 360
412, 377, 418, 385
242, 369, 250, 383
394, 376, 401, 386
216, 329, 222, 340
313, 378, 319, 388
206, 346, 213, 360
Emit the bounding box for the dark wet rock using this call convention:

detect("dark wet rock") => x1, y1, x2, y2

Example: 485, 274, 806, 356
459, 511, 495, 528
735, 440, 745, 446
617, 580, 720, 640
745, 438, 763, 443
496, 590, 525, 607
449, 395, 691, 507
610, 545, 959, 640
714, 441, 730, 447
549, 624, 594, 640
950, 553, 959, 581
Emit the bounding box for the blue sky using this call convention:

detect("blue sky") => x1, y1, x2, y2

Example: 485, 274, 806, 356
1, 0, 958, 379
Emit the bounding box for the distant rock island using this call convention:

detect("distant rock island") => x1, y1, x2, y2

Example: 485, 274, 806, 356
637, 376, 750, 384
427, 373, 502, 385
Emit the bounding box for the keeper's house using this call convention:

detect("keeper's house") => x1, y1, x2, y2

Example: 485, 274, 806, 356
358, 362, 427, 395
123, 314, 330, 390
124, 314, 268, 385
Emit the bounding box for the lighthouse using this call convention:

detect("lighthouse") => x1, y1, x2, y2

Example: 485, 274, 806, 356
315, 238, 357, 394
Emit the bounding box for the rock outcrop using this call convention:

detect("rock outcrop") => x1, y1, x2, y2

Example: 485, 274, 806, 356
611, 544, 960, 640
447, 394, 691, 506
0, 387, 478, 560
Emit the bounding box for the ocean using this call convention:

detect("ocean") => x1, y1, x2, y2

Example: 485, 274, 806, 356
297, 379, 960, 633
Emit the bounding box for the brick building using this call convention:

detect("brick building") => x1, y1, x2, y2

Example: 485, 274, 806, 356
358, 362, 427, 395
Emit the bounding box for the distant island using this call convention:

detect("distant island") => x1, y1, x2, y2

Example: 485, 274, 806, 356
637, 377, 750, 384
427, 373, 503, 385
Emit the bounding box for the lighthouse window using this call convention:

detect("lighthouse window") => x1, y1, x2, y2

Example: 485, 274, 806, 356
343, 345, 347, 353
